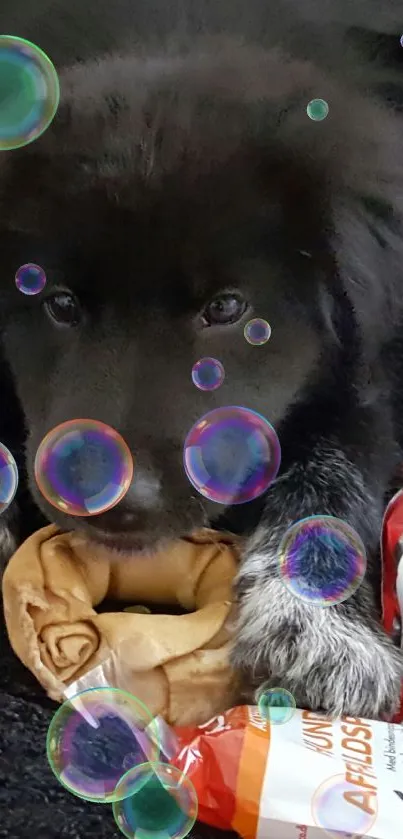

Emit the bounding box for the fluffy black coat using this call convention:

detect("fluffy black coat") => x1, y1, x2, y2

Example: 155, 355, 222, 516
1, 2, 403, 837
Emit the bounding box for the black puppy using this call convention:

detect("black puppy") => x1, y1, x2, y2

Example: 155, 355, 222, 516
1, 0, 403, 721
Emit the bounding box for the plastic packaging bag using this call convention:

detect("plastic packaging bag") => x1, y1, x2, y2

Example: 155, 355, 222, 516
172, 705, 403, 839
59, 491, 403, 838
66, 654, 403, 839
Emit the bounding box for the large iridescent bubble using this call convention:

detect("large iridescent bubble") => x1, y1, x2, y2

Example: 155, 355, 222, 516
113, 762, 198, 839
183, 406, 281, 505
46, 688, 160, 803
312, 773, 377, 838
278, 515, 366, 606
34, 419, 133, 516
0, 35, 59, 151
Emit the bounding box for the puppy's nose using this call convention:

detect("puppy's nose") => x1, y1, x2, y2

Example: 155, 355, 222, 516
108, 465, 163, 522
124, 470, 163, 513
84, 467, 163, 534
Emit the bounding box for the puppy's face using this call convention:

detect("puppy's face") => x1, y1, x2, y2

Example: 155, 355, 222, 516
0, 42, 397, 551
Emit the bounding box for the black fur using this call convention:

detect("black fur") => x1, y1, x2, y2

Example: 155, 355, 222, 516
1, 1, 403, 822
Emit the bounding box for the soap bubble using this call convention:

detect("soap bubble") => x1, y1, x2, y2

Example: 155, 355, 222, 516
0, 442, 18, 514
15, 263, 46, 295
307, 98, 329, 121
278, 515, 366, 607
46, 687, 160, 803
183, 406, 281, 505
113, 762, 198, 839
0, 35, 59, 151
34, 418, 133, 516
244, 318, 271, 346
312, 773, 377, 838
191, 357, 225, 391
256, 685, 296, 725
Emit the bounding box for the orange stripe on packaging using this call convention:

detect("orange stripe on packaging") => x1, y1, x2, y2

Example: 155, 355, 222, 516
231, 706, 271, 839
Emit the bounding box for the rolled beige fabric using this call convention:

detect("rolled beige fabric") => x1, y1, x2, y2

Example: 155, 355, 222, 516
2, 524, 240, 724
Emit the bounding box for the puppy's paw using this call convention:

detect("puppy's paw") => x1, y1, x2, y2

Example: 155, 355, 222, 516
231, 574, 403, 719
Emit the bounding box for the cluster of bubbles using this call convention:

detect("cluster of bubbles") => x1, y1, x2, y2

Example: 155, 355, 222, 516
2, 407, 282, 522
2, 408, 365, 616
188, 317, 276, 499
113, 763, 198, 839
46, 684, 377, 839
0, 35, 59, 151
46, 687, 198, 839
191, 319, 271, 393
187, 320, 277, 503
306, 98, 329, 121
1, 40, 365, 612
10, 268, 277, 518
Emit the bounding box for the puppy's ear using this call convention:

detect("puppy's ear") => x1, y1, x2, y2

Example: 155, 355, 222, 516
331, 195, 403, 359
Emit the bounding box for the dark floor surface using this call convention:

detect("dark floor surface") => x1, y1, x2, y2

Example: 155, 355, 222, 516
0, 607, 236, 839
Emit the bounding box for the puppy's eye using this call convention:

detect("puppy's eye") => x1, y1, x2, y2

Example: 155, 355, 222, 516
202, 292, 247, 326
44, 291, 81, 327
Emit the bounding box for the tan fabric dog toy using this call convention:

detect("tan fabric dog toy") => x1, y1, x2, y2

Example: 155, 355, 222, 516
1, 525, 240, 725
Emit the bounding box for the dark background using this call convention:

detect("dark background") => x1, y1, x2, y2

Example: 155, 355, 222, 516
1, 1, 403, 837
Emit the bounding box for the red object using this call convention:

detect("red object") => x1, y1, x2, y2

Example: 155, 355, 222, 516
381, 489, 403, 722
172, 705, 269, 839
166, 499, 403, 837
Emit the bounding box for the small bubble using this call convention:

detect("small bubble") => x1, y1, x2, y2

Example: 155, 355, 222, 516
113, 762, 198, 839
0, 35, 59, 151
15, 263, 46, 295
307, 98, 329, 121
244, 318, 271, 346
256, 686, 296, 725
191, 357, 225, 391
